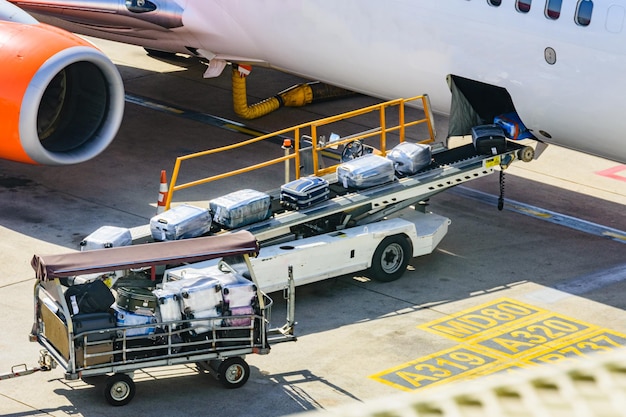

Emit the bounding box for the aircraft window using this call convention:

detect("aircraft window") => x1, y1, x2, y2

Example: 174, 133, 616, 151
575, 0, 593, 26
517, 0, 532, 13
545, 0, 562, 19
488, 0, 502, 6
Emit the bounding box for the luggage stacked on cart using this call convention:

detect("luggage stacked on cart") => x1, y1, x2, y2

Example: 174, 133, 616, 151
387, 142, 432, 176
113, 287, 158, 338
150, 204, 212, 241
63, 280, 117, 365
152, 270, 258, 349
337, 153, 395, 189
280, 176, 330, 210
209, 189, 271, 229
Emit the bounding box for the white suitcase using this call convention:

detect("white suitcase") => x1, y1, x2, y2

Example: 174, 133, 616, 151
217, 272, 257, 309
80, 225, 132, 251
152, 288, 182, 326
209, 189, 271, 229
336, 154, 395, 189
186, 308, 221, 335
150, 204, 212, 241
178, 277, 223, 314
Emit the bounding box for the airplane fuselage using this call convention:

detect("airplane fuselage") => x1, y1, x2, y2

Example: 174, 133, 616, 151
9, 0, 626, 163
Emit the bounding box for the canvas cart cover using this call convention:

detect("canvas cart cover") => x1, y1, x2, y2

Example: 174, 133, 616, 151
32, 231, 259, 281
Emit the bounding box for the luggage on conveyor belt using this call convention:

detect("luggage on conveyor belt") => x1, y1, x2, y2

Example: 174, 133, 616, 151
336, 154, 395, 189
80, 225, 132, 250
280, 176, 330, 210
471, 124, 507, 156
209, 189, 271, 229
387, 142, 432, 175
150, 204, 212, 241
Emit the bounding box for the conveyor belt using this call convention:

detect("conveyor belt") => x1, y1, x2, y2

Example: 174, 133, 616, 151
243, 142, 525, 243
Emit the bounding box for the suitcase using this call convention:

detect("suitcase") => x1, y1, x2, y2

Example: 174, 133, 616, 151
112, 305, 158, 337
178, 277, 223, 314
150, 204, 212, 241
72, 312, 116, 344
222, 306, 254, 327
494, 112, 534, 140
152, 288, 182, 326
75, 342, 114, 367
336, 154, 395, 189
217, 273, 257, 309
387, 142, 432, 175
116, 287, 157, 314
79, 225, 132, 251
185, 308, 221, 336
209, 189, 271, 229
64, 279, 115, 315
280, 176, 330, 210
471, 124, 507, 155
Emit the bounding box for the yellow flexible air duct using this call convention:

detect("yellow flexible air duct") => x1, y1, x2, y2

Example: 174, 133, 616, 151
231, 65, 354, 119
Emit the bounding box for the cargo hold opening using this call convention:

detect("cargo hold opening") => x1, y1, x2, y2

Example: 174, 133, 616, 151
446, 74, 517, 138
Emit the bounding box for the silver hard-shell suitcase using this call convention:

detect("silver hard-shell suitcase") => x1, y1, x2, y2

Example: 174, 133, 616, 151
209, 189, 271, 229
387, 142, 432, 175
336, 154, 395, 189
80, 225, 132, 251
150, 204, 212, 241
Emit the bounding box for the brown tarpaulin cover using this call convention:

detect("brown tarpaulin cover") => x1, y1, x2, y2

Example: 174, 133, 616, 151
31, 231, 259, 281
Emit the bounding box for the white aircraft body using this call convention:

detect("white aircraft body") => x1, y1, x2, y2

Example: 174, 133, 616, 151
1, 0, 624, 165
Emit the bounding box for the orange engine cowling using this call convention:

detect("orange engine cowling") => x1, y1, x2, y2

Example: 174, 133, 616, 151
0, 19, 124, 165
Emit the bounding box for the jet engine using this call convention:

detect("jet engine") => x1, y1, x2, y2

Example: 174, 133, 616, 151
0, 17, 124, 165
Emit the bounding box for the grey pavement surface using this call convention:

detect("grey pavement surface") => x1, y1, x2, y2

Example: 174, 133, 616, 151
0, 38, 625, 416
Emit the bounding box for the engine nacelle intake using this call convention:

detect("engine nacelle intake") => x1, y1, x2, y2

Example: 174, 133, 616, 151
0, 20, 124, 165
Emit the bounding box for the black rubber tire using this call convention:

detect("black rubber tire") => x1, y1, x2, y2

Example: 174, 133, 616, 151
367, 235, 411, 282
104, 373, 135, 406
218, 357, 250, 389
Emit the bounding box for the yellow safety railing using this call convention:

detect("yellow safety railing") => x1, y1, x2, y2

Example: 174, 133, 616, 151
165, 95, 436, 209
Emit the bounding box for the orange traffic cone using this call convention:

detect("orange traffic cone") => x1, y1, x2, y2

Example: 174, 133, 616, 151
156, 170, 168, 214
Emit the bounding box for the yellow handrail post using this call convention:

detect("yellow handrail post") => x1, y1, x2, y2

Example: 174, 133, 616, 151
379, 105, 387, 154
311, 124, 319, 177
399, 99, 406, 143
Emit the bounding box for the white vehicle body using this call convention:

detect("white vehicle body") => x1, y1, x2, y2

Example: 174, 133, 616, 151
167, 209, 450, 293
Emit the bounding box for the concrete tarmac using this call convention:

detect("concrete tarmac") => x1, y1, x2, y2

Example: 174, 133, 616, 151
0, 38, 625, 416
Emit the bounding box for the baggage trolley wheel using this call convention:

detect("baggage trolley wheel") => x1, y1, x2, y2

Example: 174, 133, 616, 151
367, 235, 411, 282
218, 357, 250, 389
104, 373, 135, 406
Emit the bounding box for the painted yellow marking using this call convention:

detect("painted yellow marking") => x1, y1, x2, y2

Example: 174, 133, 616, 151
418, 298, 544, 342
484, 156, 501, 168
372, 298, 626, 392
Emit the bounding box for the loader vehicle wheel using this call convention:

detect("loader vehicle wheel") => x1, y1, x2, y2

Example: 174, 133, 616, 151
218, 357, 250, 389
368, 235, 411, 282
104, 373, 135, 406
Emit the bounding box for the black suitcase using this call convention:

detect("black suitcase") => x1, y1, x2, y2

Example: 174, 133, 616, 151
471, 124, 507, 156
64, 279, 115, 315
72, 312, 116, 345
280, 176, 330, 210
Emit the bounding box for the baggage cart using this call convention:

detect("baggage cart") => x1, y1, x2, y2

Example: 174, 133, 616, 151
30, 231, 295, 406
